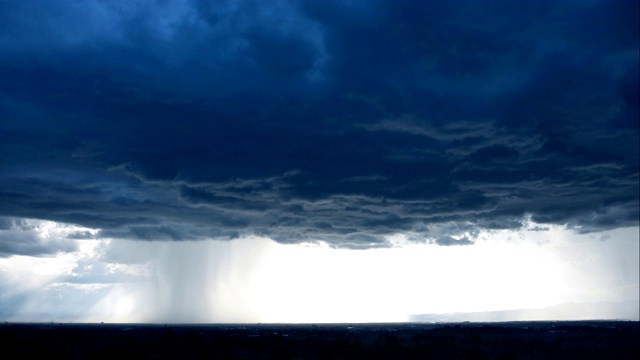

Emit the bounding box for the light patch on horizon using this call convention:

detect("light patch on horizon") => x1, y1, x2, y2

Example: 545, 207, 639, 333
0, 219, 636, 323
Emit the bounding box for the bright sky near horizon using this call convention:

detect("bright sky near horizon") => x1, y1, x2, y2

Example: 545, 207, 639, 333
0, 0, 638, 323
1, 219, 637, 323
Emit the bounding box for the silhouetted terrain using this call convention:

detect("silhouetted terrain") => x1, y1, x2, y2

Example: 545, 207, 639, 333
1, 321, 638, 359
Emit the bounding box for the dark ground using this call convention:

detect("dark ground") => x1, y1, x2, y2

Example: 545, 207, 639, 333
1, 321, 638, 359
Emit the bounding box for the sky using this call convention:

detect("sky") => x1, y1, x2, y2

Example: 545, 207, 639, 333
0, 0, 638, 323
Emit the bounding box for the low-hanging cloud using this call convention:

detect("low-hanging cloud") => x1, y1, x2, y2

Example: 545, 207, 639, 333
0, 218, 78, 257
0, 0, 637, 251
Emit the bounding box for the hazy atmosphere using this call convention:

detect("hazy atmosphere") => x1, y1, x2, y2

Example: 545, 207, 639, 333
0, 0, 638, 323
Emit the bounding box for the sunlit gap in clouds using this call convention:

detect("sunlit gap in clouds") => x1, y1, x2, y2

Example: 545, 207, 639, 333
0, 219, 638, 323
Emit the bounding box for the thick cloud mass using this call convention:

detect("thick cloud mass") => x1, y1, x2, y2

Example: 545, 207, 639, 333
0, 0, 638, 249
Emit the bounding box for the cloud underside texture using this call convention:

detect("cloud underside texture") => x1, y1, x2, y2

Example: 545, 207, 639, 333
0, 0, 638, 250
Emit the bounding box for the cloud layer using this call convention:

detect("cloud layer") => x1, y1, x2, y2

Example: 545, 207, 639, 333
0, 0, 638, 250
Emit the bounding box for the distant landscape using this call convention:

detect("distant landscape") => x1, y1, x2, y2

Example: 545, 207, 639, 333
2, 321, 638, 359
411, 301, 640, 323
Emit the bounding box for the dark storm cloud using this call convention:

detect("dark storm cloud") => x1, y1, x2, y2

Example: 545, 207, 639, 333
0, 217, 12, 230
0, 0, 637, 250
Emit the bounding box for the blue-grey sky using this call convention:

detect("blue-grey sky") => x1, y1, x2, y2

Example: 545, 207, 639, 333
0, 0, 638, 322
